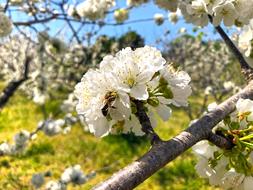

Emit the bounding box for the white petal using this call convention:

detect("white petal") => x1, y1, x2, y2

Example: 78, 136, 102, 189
156, 104, 172, 121
244, 176, 253, 190
88, 117, 109, 137
130, 84, 149, 100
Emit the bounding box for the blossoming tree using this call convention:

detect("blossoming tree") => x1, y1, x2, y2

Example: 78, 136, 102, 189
1, 0, 253, 189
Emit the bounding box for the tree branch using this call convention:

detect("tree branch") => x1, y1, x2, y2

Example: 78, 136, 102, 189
93, 81, 253, 190
134, 100, 161, 144
0, 56, 32, 109
207, 132, 234, 149
209, 16, 253, 81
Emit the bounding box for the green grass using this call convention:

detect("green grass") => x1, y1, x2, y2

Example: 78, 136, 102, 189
0, 91, 221, 190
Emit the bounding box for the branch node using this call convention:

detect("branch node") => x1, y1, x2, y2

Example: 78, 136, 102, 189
207, 131, 234, 150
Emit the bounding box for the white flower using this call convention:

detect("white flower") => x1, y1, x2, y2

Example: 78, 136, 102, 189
127, 0, 149, 6
100, 46, 165, 101
221, 169, 245, 189
46, 181, 66, 190
0, 142, 11, 155
234, 0, 253, 25
114, 9, 129, 23
60, 93, 78, 113
0, 13, 12, 37
160, 66, 192, 107
186, 0, 209, 27
14, 130, 30, 146
9, 0, 24, 6
76, 0, 115, 20
192, 140, 219, 159
147, 78, 172, 121
168, 11, 180, 24
155, 0, 178, 12
193, 140, 228, 186
126, 115, 145, 136
238, 21, 253, 59
33, 88, 47, 105
61, 165, 86, 185
42, 119, 65, 136
178, 27, 187, 34
75, 69, 130, 137
236, 98, 253, 121
154, 13, 164, 25
205, 86, 213, 95
63, 126, 71, 134
74, 46, 190, 137
10, 130, 30, 154
31, 173, 45, 189
212, 1, 238, 26
243, 176, 253, 190
223, 81, 235, 91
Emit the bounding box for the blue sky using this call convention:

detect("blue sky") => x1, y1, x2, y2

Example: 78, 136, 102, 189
97, 1, 220, 46
8, 0, 226, 47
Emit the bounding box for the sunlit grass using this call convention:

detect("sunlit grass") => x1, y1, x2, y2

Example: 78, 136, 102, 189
0, 90, 220, 190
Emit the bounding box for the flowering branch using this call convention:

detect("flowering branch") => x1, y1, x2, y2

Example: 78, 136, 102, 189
134, 100, 161, 144
0, 56, 31, 109
93, 81, 253, 190
214, 25, 253, 80
209, 16, 253, 81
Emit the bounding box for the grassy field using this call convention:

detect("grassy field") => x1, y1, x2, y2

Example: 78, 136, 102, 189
0, 90, 221, 190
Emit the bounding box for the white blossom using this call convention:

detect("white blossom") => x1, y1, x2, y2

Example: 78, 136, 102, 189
41, 119, 65, 136
31, 173, 45, 189
154, 13, 164, 25
186, 0, 209, 27
223, 81, 235, 91
46, 181, 66, 190
114, 9, 129, 23
205, 86, 213, 95
127, 0, 149, 6
155, 0, 178, 12
160, 66, 192, 107
76, 0, 115, 20
235, 98, 253, 121
0, 13, 12, 37
14, 130, 30, 146
75, 46, 190, 137
0, 142, 11, 155
168, 11, 179, 24
212, 1, 238, 26
61, 165, 86, 185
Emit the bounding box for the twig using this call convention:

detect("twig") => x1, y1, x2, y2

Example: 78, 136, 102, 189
133, 100, 161, 144
209, 15, 253, 81
207, 132, 234, 149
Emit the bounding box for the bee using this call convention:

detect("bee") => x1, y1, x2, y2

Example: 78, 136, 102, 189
101, 91, 117, 117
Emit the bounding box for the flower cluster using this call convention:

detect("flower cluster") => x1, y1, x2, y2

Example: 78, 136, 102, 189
114, 9, 129, 23
154, 13, 165, 25
31, 165, 92, 190
127, 0, 149, 6
0, 130, 31, 155
238, 19, 253, 67
0, 12, 13, 37
193, 98, 253, 190
9, 0, 42, 6
0, 114, 78, 156
74, 0, 115, 20
155, 0, 253, 27
74, 46, 191, 137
